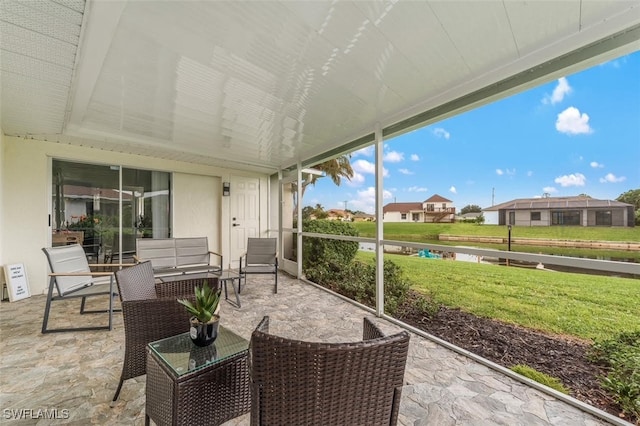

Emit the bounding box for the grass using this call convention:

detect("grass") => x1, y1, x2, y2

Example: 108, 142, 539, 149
355, 251, 640, 342
351, 222, 640, 242
510, 365, 570, 394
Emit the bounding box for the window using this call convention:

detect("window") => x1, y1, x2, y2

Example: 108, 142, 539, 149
52, 160, 171, 263
531, 212, 541, 221
508, 211, 515, 225
551, 210, 581, 226
426, 204, 434, 212
401, 213, 407, 220
595, 210, 612, 226
412, 213, 420, 221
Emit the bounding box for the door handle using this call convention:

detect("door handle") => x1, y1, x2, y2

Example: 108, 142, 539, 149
232, 223, 240, 227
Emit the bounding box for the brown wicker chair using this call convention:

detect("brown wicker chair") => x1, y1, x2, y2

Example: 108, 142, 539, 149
110, 261, 218, 405
249, 316, 410, 426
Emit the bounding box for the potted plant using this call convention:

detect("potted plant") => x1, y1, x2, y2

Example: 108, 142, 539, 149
177, 281, 222, 347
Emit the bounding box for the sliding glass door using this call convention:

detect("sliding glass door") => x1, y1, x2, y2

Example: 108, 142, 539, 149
52, 159, 171, 263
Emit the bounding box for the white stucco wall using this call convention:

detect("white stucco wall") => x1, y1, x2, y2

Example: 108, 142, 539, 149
483, 211, 499, 225
383, 211, 408, 222
173, 173, 221, 256
0, 136, 269, 296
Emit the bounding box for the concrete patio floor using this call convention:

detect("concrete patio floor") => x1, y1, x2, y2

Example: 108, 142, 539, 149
0, 272, 618, 425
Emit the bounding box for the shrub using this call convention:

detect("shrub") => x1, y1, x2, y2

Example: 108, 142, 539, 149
302, 220, 359, 270
300, 220, 414, 315
510, 365, 570, 394
411, 290, 440, 318
588, 331, 640, 420
304, 257, 411, 316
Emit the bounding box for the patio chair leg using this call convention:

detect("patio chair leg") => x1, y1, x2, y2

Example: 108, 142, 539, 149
110, 377, 124, 407
80, 296, 87, 314
41, 277, 56, 334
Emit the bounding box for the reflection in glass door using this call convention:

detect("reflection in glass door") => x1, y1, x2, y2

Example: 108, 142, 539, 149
52, 160, 171, 263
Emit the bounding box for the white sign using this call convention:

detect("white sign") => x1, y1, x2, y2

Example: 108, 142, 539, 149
4, 263, 31, 302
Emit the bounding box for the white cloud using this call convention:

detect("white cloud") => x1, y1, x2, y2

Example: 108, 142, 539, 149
599, 173, 626, 183
590, 161, 604, 168
543, 77, 572, 105
554, 173, 586, 187
433, 128, 450, 139
543, 186, 558, 194
556, 107, 593, 135
407, 186, 428, 192
384, 151, 404, 162
353, 146, 374, 157
410, 154, 420, 161
449, 186, 457, 194
398, 168, 414, 175
352, 159, 388, 177
352, 159, 375, 174
345, 171, 366, 186
496, 168, 515, 176
350, 187, 393, 214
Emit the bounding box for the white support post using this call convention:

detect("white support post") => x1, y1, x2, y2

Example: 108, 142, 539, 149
296, 163, 303, 279
375, 124, 384, 316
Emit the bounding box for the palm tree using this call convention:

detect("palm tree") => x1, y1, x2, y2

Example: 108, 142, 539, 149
292, 155, 354, 212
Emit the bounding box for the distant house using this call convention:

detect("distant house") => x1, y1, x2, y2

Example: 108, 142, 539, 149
483, 196, 634, 227
383, 194, 456, 223
326, 209, 352, 221
353, 213, 375, 222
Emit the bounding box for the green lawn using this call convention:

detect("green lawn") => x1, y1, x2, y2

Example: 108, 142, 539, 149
352, 222, 640, 242
356, 251, 640, 342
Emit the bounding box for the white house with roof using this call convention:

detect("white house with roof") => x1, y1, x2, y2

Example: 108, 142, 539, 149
383, 195, 456, 223
483, 196, 634, 227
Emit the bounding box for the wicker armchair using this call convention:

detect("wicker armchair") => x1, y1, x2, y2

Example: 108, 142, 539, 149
249, 316, 410, 426
110, 261, 218, 405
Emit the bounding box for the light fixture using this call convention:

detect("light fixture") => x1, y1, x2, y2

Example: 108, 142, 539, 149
222, 182, 230, 196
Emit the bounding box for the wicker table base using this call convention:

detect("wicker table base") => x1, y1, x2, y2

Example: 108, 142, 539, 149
145, 328, 250, 426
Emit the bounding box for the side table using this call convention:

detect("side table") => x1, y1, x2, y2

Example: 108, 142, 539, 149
145, 327, 250, 426
217, 270, 242, 308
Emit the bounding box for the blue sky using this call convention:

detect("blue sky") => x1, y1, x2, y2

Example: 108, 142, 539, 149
304, 51, 640, 214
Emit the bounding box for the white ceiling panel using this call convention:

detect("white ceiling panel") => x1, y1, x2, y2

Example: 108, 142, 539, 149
1, 0, 639, 174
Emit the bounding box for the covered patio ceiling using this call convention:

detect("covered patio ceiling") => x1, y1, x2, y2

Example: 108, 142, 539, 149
1, 1, 639, 174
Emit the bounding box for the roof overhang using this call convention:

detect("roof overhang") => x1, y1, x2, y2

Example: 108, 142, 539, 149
2, 1, 639, 173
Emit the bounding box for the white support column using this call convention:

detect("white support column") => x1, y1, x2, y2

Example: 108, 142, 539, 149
375, 124, 384, 316
277, 169, 283, 270
296, 163, 303, 279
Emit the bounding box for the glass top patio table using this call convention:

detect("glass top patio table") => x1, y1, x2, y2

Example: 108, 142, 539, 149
149, 326, 249, 377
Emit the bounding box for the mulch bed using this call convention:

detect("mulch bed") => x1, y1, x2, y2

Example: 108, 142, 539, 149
396, 291, 636, 425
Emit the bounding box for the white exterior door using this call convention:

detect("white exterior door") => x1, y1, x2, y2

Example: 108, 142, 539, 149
229, 175, 260, 268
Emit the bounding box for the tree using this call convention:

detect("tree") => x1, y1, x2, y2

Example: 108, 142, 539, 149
295, 155, 354, 211
617, 189, 640, 225
616, 189, 640, 209
460, 204, 482, 215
